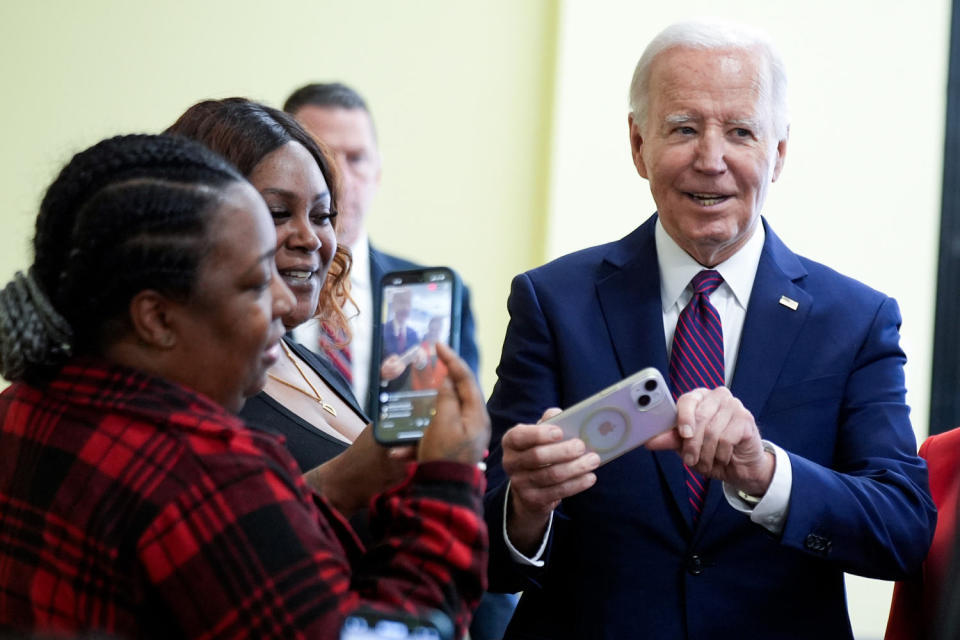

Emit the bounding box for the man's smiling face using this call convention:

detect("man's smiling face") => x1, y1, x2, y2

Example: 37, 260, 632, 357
630, 45, 787, 267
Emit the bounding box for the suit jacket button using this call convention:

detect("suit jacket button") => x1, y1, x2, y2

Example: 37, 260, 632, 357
804, 533, 831, 555
687, 554, 703, 576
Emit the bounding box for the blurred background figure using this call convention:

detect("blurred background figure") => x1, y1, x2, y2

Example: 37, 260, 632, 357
380, 288, 423, 392
411, 316, 449, 391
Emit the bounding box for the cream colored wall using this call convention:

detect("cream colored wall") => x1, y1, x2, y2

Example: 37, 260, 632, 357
0, 0, 951, 637
547, 1, 949, 637
0, 0, 559, 392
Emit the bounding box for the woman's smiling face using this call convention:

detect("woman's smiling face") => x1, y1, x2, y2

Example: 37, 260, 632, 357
248, 140, 337, 329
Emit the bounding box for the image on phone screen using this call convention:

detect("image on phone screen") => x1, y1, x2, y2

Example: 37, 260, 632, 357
376, 268, 460, 444
340, 611, 451, 640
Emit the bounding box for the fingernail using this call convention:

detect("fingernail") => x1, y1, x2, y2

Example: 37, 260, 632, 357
684, 454, 695, 466
550, 427, 563, 440
588, 453, 602, 467
678, 424, 693, 438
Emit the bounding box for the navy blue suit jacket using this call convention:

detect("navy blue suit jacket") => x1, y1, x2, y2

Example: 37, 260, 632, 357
485, 215, 935, 639
368, 245, 479, 417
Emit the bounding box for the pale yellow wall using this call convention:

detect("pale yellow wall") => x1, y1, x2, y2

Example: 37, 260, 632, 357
0, 1, 952, 637
547, 1, 949, 637
0, 0, 559, 392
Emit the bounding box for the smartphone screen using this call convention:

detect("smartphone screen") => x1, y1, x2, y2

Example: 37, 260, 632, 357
340, 609, 453, 640
374, 268, 461, 444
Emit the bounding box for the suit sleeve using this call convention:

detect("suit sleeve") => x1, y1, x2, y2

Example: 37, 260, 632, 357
484, 273, 564, 592
778, 297, 936, 580
458, 284, 481, 379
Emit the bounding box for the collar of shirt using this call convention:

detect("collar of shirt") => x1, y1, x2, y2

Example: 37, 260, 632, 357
656, 218, 765, 313
350, 234, 371, 293
346, 233, 373, 405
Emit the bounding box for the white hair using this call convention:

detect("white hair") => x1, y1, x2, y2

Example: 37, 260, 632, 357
628, 19, 790, 139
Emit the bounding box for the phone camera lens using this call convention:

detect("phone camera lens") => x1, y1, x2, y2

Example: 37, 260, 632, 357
637, 394, 651, 407
645, 379, 658, 391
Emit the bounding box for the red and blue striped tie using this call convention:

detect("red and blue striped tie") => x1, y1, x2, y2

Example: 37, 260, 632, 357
669, 269, 724, 524
320, 322, 353, 384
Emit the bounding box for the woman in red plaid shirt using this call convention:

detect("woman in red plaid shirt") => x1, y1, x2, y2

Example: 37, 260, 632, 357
0, 134, 489, 638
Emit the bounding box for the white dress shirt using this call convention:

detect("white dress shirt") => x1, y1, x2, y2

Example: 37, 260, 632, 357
347, 235, 373, 409
505, 218, 793, 567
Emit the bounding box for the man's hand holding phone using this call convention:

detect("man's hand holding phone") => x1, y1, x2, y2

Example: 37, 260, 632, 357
500, 368, 678, 554
645, 386, 775, 497
501, 411, 601, 556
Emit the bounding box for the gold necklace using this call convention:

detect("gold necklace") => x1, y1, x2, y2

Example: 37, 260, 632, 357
267, 340, 338, 416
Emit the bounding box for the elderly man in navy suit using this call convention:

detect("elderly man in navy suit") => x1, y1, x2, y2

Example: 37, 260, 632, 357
484, 19, 936, 639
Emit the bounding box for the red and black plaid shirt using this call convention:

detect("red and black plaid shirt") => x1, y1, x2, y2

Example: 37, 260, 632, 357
0, 359, 487, 638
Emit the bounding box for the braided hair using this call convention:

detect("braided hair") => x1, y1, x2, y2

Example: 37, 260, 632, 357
0, 134, 243, 381
166, 99, 354, 346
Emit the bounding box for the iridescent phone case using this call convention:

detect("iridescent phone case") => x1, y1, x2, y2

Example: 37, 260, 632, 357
552, 368, 676, 465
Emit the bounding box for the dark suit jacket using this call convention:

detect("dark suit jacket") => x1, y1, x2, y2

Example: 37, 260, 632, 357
485, 214, 936, 639
368, 244, 479, 416
886, 428, 960, 640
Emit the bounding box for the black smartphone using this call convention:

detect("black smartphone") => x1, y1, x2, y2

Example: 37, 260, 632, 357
373, 267, 461, 445
340, 608, 453, 640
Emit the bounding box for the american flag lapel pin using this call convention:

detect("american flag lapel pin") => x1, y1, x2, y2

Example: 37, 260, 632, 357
778, 295, 799, 311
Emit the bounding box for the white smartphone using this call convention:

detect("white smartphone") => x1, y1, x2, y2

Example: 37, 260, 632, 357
551, 368, 676, 465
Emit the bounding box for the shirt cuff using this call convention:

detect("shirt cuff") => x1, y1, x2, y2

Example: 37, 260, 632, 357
722, 440, 792, 535
503, 480, 552, 566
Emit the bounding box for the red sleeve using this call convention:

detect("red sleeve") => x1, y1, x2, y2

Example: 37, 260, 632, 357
886, 577, 924, 640
884, 435, 937, 640
137, 442, 487, 639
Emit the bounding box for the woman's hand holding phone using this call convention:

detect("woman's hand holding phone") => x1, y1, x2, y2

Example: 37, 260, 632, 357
303, 426, 416, 517
417, 343, 490, 466
307, 345, 488, 516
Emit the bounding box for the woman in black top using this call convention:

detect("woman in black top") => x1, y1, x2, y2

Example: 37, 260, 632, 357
168, 99, 413, 516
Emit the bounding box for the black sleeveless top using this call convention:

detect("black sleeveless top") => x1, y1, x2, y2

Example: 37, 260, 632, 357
240, 335, 368, 472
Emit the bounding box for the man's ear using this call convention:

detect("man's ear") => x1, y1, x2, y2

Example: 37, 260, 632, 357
128, 290, 178, 349
628, 114, 649, 179
771, 127, 789, 182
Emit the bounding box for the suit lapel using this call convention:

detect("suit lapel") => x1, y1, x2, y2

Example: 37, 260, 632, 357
595, 217, 695, 529
729, 223, 809, 420
366, 247, 388, 416
595, 224, 669, 381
